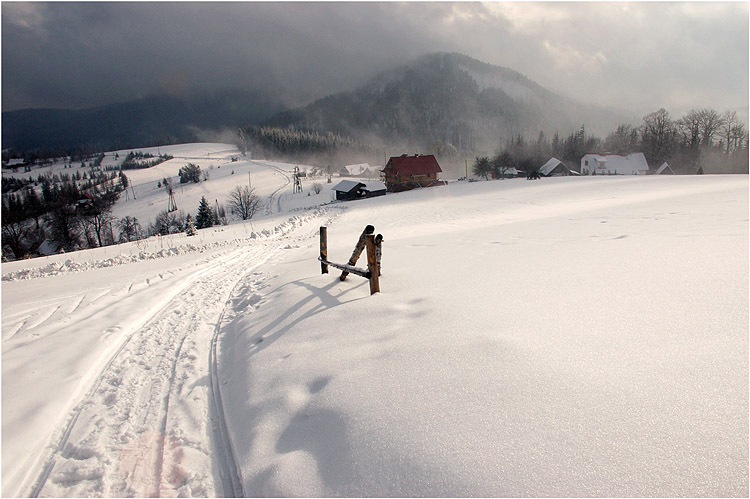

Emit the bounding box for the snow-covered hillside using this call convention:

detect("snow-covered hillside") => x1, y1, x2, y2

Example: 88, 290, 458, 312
3, 143, 333, 241
2, 147, 747, 497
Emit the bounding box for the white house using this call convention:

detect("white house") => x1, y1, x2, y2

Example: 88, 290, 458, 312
580, 152, 650, 175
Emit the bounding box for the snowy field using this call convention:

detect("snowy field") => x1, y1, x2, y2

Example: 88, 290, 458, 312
2, 145, 747, 497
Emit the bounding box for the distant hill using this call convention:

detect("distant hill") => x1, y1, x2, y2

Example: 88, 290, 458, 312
265, 52, 633, 154
2, 89, 285, 154
3, 53, 633, 158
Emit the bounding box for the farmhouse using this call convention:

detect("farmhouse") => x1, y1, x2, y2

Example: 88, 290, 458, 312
382, 154, 444, 192
580, 152, 650, 175
332, 180, 387, 201
539, 157, 578, 177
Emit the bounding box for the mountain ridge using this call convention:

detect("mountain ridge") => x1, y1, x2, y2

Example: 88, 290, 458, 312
3, 52, 633, 156
264, 52, 633, 154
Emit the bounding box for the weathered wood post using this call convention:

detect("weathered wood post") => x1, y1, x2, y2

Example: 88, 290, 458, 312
374, 234, 383, 276
365, 234, 380, 294
340, 225, 375, 281
320, 226, 328, 274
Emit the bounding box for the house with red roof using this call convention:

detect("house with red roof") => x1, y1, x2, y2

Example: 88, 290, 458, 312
382, 154, 445, 192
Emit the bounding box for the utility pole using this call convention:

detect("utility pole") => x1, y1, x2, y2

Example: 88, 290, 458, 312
465, 159, 468, 179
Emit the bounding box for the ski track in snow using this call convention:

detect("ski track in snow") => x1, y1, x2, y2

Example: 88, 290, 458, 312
26, 207, 343, 498
255, 161, 292, 215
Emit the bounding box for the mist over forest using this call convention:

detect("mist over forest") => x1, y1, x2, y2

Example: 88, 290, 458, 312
3, 52, 747, 177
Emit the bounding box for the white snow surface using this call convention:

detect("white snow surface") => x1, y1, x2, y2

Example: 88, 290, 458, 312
2, 146, 747, 497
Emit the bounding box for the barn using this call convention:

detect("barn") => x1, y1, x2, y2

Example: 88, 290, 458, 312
382, 154, 445, 192
332, 180, 387, 201
539, 157, 578, 177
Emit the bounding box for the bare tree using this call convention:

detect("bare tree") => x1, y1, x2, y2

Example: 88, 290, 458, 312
731, 122, 748, 152
46, 203, 82, 252
117, 216, 142, 242
697, 108, 724, 148
677, 109, 702, 150
227, 185, 261, 220
1, 215, 30, 259
77, 190, 119, 247
492, 152, 514, 179
720, 111, 747, 154
150, 210, 184, 235
604, 124, 639, 154
641, 108, 677, 163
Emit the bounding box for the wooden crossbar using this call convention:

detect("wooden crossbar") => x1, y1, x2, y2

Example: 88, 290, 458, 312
317, 257, 371, 278
319, 225, 382, 294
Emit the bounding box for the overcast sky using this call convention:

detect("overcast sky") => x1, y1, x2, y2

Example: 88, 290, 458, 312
2, 2, 748, 119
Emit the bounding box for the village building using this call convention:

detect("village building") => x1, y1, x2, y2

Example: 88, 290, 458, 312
3, 158, 28, 171
580, 152, 650, 175
342, 163, 379, 178
491, 167, 520, 179
332, 180, 387, 201
538, 157, 578, 177
654, 162, 676, 175
382, 154, 444, 192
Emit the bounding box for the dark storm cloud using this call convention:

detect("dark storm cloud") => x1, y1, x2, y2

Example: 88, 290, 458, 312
2, 2, 748, 118
1, 2, 436, 111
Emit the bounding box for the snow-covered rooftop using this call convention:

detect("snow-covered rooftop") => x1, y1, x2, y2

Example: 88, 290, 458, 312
539, 157, 564, 176
582, 152, 650, 175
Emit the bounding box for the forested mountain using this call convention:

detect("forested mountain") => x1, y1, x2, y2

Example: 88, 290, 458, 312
264, 52, 631, 154
1, 52, 649, 160
2, 89, 284, 156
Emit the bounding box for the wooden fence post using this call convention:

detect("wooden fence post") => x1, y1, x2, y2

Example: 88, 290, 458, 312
365, 234, 380, 294
320, 226, 328, 274
340, 225, 374, 281
374, 234, 383, 276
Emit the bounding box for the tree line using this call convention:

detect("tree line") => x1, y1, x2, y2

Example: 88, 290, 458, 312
237, 126, 379, 164
2, 171, 129, 258
1, 174, 262, 260
473, 108, 748, 177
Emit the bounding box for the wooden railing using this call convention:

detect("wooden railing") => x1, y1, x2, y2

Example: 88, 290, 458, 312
319, 225, 382, 295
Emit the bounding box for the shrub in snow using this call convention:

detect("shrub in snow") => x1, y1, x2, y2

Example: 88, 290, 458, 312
179, 163, 201, 184
185, 214, 197, 236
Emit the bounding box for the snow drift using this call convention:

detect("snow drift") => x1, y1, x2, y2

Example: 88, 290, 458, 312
2, 148, 747, 497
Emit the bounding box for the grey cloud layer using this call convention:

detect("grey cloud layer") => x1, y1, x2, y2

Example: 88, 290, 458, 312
2, 2, 747, 116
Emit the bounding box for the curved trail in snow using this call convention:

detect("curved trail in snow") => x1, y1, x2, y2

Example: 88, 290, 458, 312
29, 249, 257, 497
254, 161, 292, 215
25, 207, 342, 498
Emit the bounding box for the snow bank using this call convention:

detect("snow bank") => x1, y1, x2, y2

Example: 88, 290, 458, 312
2, 208, 338, 281
2, 167, 746, 498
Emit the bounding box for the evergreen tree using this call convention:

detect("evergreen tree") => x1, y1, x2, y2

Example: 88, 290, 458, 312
472, 156, 493, 180
195, 196, 213, 229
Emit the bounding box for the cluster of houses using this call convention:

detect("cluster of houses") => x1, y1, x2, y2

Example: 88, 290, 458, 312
333, 153, 444, 200
332, 151, 675, 201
